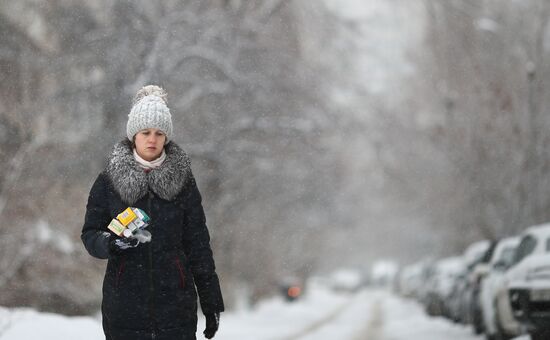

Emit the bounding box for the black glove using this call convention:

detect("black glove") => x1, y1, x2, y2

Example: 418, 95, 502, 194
203, 313, 219, 339
109, 236, 140, 255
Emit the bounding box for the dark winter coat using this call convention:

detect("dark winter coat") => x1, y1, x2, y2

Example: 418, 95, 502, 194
81, 140, 224, 340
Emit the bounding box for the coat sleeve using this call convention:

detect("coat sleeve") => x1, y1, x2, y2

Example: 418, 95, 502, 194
81, 173, 113, 259
183, 176, 225, 315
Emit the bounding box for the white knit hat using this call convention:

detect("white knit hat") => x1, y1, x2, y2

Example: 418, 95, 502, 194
126, 85, 173, 144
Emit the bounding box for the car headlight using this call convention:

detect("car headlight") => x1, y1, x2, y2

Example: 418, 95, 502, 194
527, 265, 550, 281
530, 289, 550, 302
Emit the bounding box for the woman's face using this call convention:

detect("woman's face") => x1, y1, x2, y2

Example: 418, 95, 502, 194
134, 128, 166, 161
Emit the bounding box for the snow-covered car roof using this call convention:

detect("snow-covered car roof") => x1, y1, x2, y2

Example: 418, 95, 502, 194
435, 256, 466, 274
463, 240, 491, 266
507, 225, 550, 289
525, 223, 550, 240
490, 236, 520, 266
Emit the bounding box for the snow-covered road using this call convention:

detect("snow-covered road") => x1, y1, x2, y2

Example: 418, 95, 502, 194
0, 287, 530, 340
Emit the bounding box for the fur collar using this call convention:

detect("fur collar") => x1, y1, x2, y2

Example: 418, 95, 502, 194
106, 139, 192, 204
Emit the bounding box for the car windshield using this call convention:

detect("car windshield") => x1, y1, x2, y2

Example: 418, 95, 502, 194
512, 235, 537, 265
500, 247, 516, 266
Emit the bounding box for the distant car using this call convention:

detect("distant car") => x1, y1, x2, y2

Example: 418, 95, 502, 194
415, 259, 436, 306
446, 240, 493, 326
463, 240, 497, 334
279, 277, 304, 302
397, 261, 430, 299
507, 223, 550, 340
479, 236, 521, 340
370, 260, 399, 288
424, 257, 466, 317
446, 266, 468, 322
330, 269, 363, 293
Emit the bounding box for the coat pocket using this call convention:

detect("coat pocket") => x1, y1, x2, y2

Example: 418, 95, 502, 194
174, 257, 186, 289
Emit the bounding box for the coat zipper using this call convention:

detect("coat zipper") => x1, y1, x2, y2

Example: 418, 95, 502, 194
147, 190, 157, 338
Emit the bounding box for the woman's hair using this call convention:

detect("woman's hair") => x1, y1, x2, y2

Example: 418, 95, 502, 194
133, 85, 168, 105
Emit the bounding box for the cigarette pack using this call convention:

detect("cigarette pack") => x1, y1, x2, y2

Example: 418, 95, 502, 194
127, 219, 146, 232
132, 208, 150, 223
108, 219, 126, 236
108, 207, 151, 238
132, 218, 146, 229
117, 207, 137, 226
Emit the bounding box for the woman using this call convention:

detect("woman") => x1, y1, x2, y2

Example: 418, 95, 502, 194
81, 85, 224, 340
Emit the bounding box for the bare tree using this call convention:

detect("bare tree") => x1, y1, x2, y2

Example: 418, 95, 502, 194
396, 0, 550, 251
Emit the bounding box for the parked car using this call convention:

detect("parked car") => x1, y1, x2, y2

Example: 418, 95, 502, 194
397, 261, 430, 299
448, 240, 493, 326
507, 223, 550, 340
424, 256, 466, 317
416, 259, 436, 306
371, 260, 399, 288
446, 266, 468, 322
465, 240, 497, 334
279, 276, 304, 302
479, 236, 521, 340
330, 268, 363, 293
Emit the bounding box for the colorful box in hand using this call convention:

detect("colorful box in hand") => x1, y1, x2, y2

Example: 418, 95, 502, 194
108, 207, 150, 237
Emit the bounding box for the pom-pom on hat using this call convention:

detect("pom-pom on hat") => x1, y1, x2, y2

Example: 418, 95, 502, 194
126, 85, 173, 144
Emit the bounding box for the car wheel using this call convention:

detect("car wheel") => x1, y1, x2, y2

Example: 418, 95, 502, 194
493, 322, 511, 340
473, 309, 484, 334
493, 313, 510, 340
491, 296, 515, 340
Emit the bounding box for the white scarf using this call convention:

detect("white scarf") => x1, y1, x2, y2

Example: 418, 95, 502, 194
133, 148, 166, 170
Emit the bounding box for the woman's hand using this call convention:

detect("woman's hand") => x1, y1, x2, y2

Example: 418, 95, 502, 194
203, 313, 219, 339
108, 236, 140, 255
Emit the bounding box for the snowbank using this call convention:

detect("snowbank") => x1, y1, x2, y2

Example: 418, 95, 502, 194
0, 307, 102, 340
